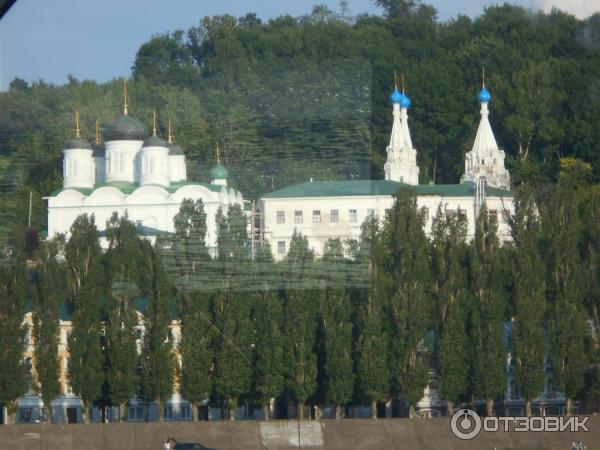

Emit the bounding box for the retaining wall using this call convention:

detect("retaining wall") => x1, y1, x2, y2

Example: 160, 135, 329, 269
0, 416, 598, 450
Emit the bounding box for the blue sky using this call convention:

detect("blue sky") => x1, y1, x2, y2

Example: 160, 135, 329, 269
0, 0, 596, 90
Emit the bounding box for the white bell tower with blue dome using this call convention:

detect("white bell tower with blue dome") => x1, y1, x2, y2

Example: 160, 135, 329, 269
463, 76, 511, 190
384, 77, 420, 185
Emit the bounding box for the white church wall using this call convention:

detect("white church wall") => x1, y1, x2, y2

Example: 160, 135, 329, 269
104, 140, 143, 184
62, 149, 94, 189
139, 146, 170, 187
167, 155, 186, 182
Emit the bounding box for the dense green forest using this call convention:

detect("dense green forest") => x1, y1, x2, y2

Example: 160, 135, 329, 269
1, 1, 600, 245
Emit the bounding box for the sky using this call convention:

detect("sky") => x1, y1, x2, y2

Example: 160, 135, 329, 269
0, 0, 598, 91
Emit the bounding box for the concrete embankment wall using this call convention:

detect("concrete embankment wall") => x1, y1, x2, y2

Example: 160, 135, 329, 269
0, 417, 598, 450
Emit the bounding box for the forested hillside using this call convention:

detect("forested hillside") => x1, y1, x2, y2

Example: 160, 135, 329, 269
1, 0, 600, 242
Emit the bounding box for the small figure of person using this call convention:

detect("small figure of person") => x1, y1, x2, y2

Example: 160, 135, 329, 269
164, 439, 171, 450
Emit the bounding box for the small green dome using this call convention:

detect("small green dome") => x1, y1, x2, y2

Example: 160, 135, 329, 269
103, 114, 147, 141
210, 163, 229, 180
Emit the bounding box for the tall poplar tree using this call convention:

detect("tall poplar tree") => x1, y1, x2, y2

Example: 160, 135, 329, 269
283, 231, 318, 420
65, 214, 105, 423
64, 214, 102, 305
0, 231, 28, 423
139, 242, 175, 422
469, 204, 507, 416
383, 189, 430, 418
33, 239, 64, 423
318, 239, 354, 419
581, 186, 600, 399
354, 218, 389, 419
170, 199, 214, 421
68, 282, 105, 423
104, 214, 145, 421
510, 189, 546, 417
213, 205, 253, 420
250, 242, 284, 420
544, 168, 588, 416
431, 206, 469, 414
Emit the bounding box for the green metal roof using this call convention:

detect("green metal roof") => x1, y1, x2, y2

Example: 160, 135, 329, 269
50, 181, 224, 197
98, 224, 172, 238
261, 180, 513, 199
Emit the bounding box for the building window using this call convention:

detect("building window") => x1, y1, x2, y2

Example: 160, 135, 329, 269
294, 210, 303, 224
502, 209, 510, 224
488, 209, 498, 222
421, 207, 429, 221
313, 210, 321, 223
349, 209, 357, 223
509, 380, 521, 400
445, 209, 456, 219
384, 209, 391, 218
330, 209, 339, 223
277, 241, 286, 255
367, 208, 375, 218
128, 406, 144, 421
276, 211, 285, 224
18, 408, 33, 424
164, 406, 174, 420
181, 405, 192, 420
459, 209, 467, 218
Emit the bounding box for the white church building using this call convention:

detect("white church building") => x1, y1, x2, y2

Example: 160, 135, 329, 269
45, 101, 244, 253
259, 83, 515, 259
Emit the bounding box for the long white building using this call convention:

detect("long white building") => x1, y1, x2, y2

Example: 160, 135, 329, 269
260, 83, 515, 259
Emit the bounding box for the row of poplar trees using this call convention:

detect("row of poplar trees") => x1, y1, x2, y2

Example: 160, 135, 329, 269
0, 160, 598, 422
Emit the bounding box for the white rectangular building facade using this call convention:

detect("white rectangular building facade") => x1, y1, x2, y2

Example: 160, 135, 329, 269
260, 180, 514, 259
